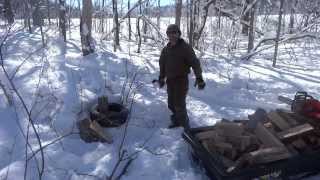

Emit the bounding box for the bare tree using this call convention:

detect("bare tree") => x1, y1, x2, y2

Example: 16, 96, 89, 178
289, 0, 298, 34
112, 0, 120, 51
128, 0, 132, 40
188, 0, 195, 46
157, 0, 160, 28
247, 0, 257, 53
175, 0, 182, 28
192, 0, 216, 48
143, 0, 149, 43
80, 0, 95, 56
59, 0, 67, 42
46, 0, 51, 25
136, 0, 142, 53
241, 0, 250, 35
32, 0, 43, 27
0, 27, 45, 180
4, 0, 14, 24
24, 0, 32, 33
31, 0, 46, 47
216, 0, 221, 29
272, 0, 285, 67
101, 0, 105, 33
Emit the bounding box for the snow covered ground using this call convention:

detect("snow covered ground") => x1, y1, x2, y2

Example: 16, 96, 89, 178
0, 22, 320, 180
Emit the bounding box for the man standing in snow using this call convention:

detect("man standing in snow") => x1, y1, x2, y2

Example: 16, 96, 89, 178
158, 24, 206, 129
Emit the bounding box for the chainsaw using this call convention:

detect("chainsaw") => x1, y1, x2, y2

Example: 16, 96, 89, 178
278, 91, 320, 119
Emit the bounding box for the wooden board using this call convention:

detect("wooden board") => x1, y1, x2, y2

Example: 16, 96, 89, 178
277, 123, 314, 140
276, 109, 299, 126
254, 122, 285, 148
215, 122, 244, 136
195, 130, 225, 142
267, 111, 291, 130
224, 135, 252, 152
248, 147, 291, 164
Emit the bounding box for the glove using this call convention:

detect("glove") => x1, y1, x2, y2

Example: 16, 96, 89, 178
194, 77, 206, 90
158, 77, 165, 88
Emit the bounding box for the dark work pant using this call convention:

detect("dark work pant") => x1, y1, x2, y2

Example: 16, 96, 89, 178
166, 77, 189, 128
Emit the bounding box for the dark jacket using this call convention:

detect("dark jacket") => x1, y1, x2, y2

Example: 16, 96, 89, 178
159, 39, 202, 80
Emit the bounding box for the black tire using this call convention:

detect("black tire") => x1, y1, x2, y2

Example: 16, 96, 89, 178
90, 103, 129, 127
107, 103, 129, 126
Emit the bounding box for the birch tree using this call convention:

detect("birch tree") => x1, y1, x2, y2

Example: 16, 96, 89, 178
112, 0, 120, 51
273, 0, 285, 67
143, 0, 149, 42
81, 0, 95, 56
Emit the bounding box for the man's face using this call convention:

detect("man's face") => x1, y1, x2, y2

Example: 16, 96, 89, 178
166, 30, 179, 44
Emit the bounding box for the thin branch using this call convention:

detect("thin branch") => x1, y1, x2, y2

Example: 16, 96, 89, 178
103, 0, 149, 39
0, 26, 45, 180
27, 132, 76, 161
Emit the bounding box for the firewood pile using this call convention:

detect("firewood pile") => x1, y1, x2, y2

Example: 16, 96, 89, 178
195, 108, 320, 173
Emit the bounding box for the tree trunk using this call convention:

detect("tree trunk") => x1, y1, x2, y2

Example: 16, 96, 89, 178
186, 0, 189, 37
32, 0, 45, 46
112, 0, 120, 51
24, 0, 32, 33
272, 0, 285, 67
175, 0, 182, 28
217, 0, 221, 29
137, 0, 142, 53
289, 1, 296, 34
143, 0, 149, 42
40, 25, 46, 47
47, 0, 51, 25
32, 1, 44, 27
157, 0, 160, 28
188, 0, 194, 46
55, 0, 59, 26
193, 0, 215, 48
81, 0, 95, 56
137, 17, 142, 53
128, 0, 132, 40
241, 0, 250, 35
4, 0, 14, 24
101, 0, 105, 32
59, 0, 67, 42
247, 0, 256, 53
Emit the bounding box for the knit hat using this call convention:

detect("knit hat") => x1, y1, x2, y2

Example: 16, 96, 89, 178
166, 24, 181, 36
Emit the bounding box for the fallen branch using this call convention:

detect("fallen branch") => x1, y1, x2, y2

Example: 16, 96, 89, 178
242, 32, 320, 60
213, 5, 264, 36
